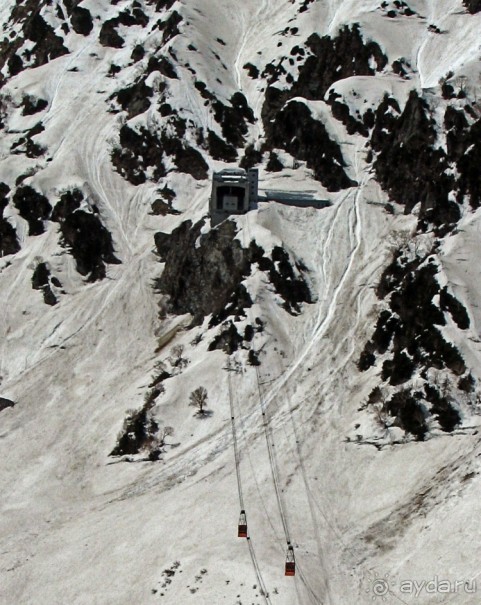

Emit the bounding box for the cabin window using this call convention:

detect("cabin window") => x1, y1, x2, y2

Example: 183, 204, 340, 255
216, 186, 245, 211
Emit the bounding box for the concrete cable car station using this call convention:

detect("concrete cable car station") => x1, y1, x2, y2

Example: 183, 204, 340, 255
209, 167, 330, 226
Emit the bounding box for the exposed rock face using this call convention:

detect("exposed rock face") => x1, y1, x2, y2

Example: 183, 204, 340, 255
112, 121, 208, 184
21, 95, 48, 116
265, 100, 356, 191
259, 25, 383, 186
156, 220, 257, 323
13, 186, 52, 236
11, 122, 47, 159
32, 262, 59, 306
70, 6, 93, 36
463, 0, 481, 13
0, 183, 20, 257
370, 92, 457, 233
370, 91, 481, 233
99, 7, 149, 48
155, 220, 312, 325
0, 9, 69, 80
207, 130, 237, 162
110, 401, 158, 457
0, 397, 15, 413
111, 80, 154, 119
195, 83, 255, 152
112, 125, 165, 185
361, 252, 468, 378
51, 189, 121, 281
292, 25, 387, 98
262, 24, 387, 123
359, 247, 471, 440
327, 91, 374, 137
99, 19, 125, 48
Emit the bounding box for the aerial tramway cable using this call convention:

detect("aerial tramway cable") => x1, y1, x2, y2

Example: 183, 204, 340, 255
226, 359, 272, 604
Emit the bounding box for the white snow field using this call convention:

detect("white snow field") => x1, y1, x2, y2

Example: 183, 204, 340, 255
1, 1, 481, 604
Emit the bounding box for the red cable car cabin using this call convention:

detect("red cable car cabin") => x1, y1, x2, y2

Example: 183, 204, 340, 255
238, 510, 247, 538
285, 545, 295, 576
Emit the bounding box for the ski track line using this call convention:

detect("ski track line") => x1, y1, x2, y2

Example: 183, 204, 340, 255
303, 190, 351, 346
0, 234, 51, 378
267, 138, 367, 415
234, 0, 271, 91
43, 40, 96, 127
260, 187, 362, 415
6, 246, 153, 385
82, 119, 134, 259
249, 141, 369, 604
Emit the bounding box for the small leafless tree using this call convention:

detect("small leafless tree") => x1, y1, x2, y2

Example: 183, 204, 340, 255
169, 344, 188, 369
189, 386, 208, 415
147, 426, 174, 461
157, 426, 174, 447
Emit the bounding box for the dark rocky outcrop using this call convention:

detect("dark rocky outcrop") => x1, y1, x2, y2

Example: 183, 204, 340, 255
157, 10, 182, 46
194, 83, 255, 149
370, 92, 481, 232
147, 54, 178, 79
361, 253, 467, 379
0, 8, 69, 80
359, 247, 470, 439
23, 13, 69, 65
207, 130, 237, 162
243, 63, 259, 79
386, 390, 428, 440
266, 152, 284, 172
11, 122, 47, 159
155, 220, 312, 325
261, 24, 387, 126
294, 25, 387, 98
380, 1, 417, 17
21, 95, 48, 116
145, 0, 177, 9
99, 19, 125, 48
151, 186, 179, 216
463, 0, 481, 13
70, 5, 93, 35
155, 220, 257, 323
256, 247, 312, 314
13, 185, 52, 236
111, 80, 154, 118
370, 92, 457, 234
99, 7, 149, 48
32, 262, 59, 306
0, 397, 15, 413
239, 144, 263, 170
52, 189, 121, 281
208, 321, 244, 354
0, 183, 20, 256
112, 120, 208, 184
112, 124, 166, 185
327, 91, 371, 136
213, 92, 255, 148
264, 100, 356, 191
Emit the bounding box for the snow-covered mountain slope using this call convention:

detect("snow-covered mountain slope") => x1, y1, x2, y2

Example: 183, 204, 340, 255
2, 1, 481, 603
